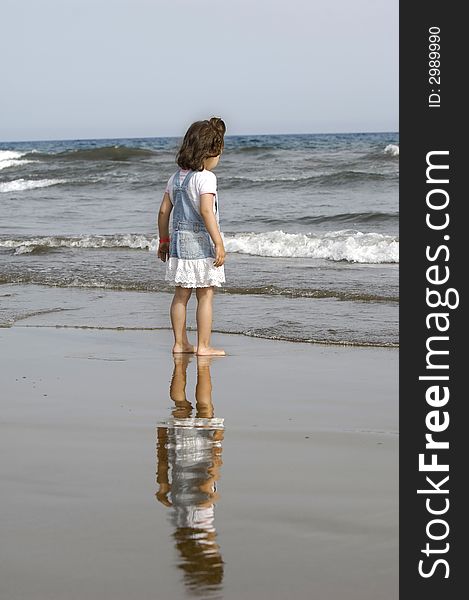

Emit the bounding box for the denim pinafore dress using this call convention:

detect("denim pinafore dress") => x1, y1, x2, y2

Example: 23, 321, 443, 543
165, 168, 225, 288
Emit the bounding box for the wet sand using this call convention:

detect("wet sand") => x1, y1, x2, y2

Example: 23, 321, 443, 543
0, 325, 398, 600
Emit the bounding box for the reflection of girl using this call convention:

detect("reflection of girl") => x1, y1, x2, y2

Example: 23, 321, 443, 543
156, 355, 224, 592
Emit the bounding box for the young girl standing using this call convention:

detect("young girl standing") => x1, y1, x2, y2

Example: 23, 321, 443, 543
157, 117, 226, 356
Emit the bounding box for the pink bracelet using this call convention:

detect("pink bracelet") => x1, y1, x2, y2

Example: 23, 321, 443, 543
159, 237, 170, 243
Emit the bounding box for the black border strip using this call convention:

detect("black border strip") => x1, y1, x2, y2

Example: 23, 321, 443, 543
400, 3, 465, 596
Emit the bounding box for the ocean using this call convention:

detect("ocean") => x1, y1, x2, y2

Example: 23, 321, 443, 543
0, 132, 398, 346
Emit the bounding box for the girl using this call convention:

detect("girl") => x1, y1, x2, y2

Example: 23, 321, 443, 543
157, 117, 226, 356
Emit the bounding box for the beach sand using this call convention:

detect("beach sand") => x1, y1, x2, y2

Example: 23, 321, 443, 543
0, 324, 398, 600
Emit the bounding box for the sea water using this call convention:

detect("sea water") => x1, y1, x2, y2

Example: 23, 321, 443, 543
0, 132, 398, 345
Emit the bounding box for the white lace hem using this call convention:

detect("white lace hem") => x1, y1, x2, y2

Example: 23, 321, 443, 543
165, 257, 225, 288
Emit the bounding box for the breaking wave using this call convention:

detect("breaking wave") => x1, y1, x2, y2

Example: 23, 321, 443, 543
2, 230, 399, 263
0, 178, 67, 193
0, 150, 37, 171
384, 144, 399, 156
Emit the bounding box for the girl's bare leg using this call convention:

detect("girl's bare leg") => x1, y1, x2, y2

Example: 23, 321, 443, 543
195, 356, 214, 418
195, 287, 225, 356
170, 354, 193, 418
170, 286, 196, 353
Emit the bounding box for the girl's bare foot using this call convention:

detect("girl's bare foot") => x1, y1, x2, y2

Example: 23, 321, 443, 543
196, 346, 226, 356
172, 343, 196, 354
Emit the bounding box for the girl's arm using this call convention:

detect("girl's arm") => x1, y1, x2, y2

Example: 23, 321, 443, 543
157, 192, 173, 262
200, 193, 225, 267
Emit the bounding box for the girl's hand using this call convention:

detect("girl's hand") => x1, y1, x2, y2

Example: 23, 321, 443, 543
158, 242, 170, 262
213, 243, 225, 267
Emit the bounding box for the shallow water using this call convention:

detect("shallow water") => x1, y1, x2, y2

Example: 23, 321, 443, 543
0, 282, 398, 347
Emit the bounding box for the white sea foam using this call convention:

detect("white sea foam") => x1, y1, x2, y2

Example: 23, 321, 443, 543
0, 178, 67, 193
224, 230, 399, 263
2, 233, 153, 255
0, 150, 37, 171
384, 144, 399, 156
0, 159, 37, 171
0, 150, 28, 161
2, 230, 399, 263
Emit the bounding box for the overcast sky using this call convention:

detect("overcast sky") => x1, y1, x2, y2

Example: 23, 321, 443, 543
0, 0, 398, 141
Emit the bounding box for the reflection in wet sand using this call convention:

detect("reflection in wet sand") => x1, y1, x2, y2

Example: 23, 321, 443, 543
156, 355, 224, 595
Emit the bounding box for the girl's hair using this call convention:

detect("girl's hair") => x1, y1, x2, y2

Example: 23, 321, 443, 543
176, 117, 226, 171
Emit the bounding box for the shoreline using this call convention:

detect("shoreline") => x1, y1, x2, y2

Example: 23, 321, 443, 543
13, 322, 399, 349
1, 281, 399, 348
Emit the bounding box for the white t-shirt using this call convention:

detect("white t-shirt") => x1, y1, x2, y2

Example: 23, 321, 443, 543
165, 168, 218, 219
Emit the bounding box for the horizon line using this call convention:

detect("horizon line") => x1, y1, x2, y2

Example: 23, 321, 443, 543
0, 129, 399, 145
